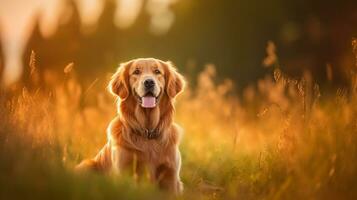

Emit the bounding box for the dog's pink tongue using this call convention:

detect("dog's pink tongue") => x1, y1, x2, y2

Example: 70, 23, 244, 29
141, 96, 156, 108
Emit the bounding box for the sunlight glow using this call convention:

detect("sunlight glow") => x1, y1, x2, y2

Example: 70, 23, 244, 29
0, 0, 179, 85
75, 0, 105, 28
0, 0, 39, 85
39, 0, 65, 38
147, 0, 177, 35
114, 0, 143, 29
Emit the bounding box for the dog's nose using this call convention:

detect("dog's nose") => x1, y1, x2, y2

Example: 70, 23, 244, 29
144, 79, 155, 89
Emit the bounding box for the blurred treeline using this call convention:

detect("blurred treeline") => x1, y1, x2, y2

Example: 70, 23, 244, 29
2, 0, 356, 88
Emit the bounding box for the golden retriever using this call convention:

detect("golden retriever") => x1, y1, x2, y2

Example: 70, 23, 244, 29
76, 58, 185, 194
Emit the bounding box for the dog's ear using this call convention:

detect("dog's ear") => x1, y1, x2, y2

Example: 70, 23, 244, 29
108, 61, 131, 99
165, 61, 186, 98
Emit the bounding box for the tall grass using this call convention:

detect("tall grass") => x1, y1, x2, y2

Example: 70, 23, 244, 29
1, 44, 357, 199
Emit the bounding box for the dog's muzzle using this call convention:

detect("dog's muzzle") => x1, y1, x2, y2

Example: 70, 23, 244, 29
138, 78, 160, 108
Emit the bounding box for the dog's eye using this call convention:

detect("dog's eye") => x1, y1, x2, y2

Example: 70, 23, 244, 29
154, 69, 161, 75
133, 69, 141, 75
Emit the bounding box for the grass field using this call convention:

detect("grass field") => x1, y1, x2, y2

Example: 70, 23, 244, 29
1, 50, 357, 199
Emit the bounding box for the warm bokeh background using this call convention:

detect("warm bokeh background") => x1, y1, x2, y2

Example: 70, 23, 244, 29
1, 1, 357, 200
0, 0, 356, 87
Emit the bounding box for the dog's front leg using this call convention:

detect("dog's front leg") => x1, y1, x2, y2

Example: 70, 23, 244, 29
155, 165, 183, 194
155, 149, 183, 194
111, 146, 141, 178
110, 145, 121, 175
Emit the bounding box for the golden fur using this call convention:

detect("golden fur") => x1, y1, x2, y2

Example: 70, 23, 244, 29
76, 58, 185, 193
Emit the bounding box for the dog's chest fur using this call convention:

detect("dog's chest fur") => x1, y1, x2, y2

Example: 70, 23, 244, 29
135, 106, 160, 130
124, 127, 176, 163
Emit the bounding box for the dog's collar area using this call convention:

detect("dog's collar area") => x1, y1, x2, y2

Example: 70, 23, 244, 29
133, 128, 160, 140
144, 129, 159, 139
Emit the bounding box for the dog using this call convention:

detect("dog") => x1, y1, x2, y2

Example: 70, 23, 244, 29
76, 58, 185, 194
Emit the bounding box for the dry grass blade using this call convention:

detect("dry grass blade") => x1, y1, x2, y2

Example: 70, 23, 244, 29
29, 50, 36, 76
64, 62, 74, 74
353, 38, 357, 68
263, 40, 277, 67
198, 180, 224, 193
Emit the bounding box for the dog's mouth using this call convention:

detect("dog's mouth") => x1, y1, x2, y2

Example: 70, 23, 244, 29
135, 91, 160, 108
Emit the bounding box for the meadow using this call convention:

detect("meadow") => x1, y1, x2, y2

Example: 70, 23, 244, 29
1, 46, 357, 200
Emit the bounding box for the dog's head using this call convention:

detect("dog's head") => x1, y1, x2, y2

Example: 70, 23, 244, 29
109, 58, 185, 108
